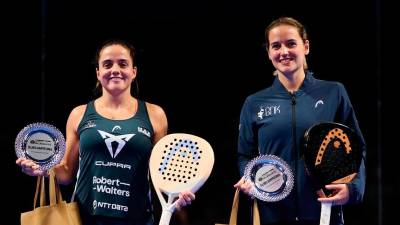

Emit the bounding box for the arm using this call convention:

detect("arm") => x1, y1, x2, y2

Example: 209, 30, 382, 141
325, 83, 366, 205
235, 98, 258, 194
238, 98, 258, 176
146, 102, 168, 145
337, 84, 366, 204
16, 105, 84, 185
53, 105, 86, 185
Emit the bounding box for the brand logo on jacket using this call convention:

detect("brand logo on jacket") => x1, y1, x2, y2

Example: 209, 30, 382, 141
314, 99, 324, 108
97, 130, 135, 158
257, 105, 281, 120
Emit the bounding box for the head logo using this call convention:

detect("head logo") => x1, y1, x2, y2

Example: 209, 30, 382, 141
97, 130, 135, 158
314, 100, 324, 108
112, 125, 122, 132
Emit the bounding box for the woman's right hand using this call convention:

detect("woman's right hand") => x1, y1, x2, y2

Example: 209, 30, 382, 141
16, 158, 48, 176
234, 177, 254, 197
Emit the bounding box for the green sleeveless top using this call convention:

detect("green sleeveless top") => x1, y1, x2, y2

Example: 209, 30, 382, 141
75, 100, 154, 220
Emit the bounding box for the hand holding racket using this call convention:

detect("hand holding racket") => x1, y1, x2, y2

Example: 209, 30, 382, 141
304, 122, 363, 225
149, 133, 214, 225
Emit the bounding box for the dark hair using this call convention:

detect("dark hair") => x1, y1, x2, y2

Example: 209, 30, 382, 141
93, 39, 139, 97
94, 39, 136, 68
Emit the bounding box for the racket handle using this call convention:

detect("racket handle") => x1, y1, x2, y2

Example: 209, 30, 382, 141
320, 202, 332, 225
159, 210, 173, 225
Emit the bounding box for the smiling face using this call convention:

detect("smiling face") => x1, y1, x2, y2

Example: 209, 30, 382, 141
96, 44, 137, 96
267, 24, 309, 77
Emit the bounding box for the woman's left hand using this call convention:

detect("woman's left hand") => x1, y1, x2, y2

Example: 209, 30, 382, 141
175, 190, 196, 210
317, 183, 350, 206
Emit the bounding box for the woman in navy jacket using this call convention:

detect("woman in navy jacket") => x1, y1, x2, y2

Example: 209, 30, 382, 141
234, 17, 366, 225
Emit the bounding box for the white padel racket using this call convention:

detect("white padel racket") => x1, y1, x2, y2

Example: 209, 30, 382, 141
149, 133, 214, 225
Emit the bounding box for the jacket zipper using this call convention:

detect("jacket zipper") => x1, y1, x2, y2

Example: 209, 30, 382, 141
291, 93, 299, 220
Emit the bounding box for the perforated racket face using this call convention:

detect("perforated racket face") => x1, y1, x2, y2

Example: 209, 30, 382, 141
304, 122, 362, 187
149, 133, 214, 194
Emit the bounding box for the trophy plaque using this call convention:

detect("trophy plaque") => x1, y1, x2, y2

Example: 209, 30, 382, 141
15, 122, 66, 171
244, 154, 294, 202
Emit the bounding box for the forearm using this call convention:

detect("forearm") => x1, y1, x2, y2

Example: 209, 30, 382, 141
53, 161, 77, 185
238, 153, 252, 177
347, 158, 366, 204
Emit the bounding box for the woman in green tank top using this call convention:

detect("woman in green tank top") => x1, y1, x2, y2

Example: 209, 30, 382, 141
17, 39, 195, 225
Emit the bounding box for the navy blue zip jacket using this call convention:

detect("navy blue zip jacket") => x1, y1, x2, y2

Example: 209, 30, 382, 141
238, 71, 366, 225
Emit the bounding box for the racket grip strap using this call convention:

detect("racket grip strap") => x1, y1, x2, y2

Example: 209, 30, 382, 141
159, 210, 173, 225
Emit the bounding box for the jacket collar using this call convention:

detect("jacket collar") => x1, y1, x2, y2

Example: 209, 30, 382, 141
272, 70, 315, 95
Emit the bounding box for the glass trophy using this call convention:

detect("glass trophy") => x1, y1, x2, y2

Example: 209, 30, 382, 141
244, 154, 294, 202
15, 122, 66, 171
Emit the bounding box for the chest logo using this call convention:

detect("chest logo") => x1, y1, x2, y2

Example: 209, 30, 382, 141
314, 100, 324, 108
112, 125, 122, 132
81, 120, 97, 131
257, 105, 281, 120
138, 126, 151, 138
97, 130, 135, 158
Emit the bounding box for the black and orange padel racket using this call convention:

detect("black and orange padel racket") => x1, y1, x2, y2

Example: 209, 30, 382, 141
304, 122, 362, 191
149, 133, 214, 225
304, 122, 363, 225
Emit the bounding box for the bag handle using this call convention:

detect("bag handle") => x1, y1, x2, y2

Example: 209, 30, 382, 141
33, 175, 46, 208
49, 169, 63, 205
32, 169, 64, 208
228, 188, 260, 225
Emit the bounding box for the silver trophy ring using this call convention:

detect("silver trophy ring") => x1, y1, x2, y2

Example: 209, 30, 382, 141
244, 154, 294, 202
15, 122, 66, 171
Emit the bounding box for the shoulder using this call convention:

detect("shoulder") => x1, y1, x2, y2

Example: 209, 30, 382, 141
309, 72, 343, 88
69, 104, 87, 120
242, 86, 274, 106
311, 76, 347, 92
67, 104, 88, 131
324, 80, 348, 95
144, 101, 168, 143
145, 102, 167, 121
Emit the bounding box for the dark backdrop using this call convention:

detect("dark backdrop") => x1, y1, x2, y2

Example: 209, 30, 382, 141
3, 0, 390, 225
